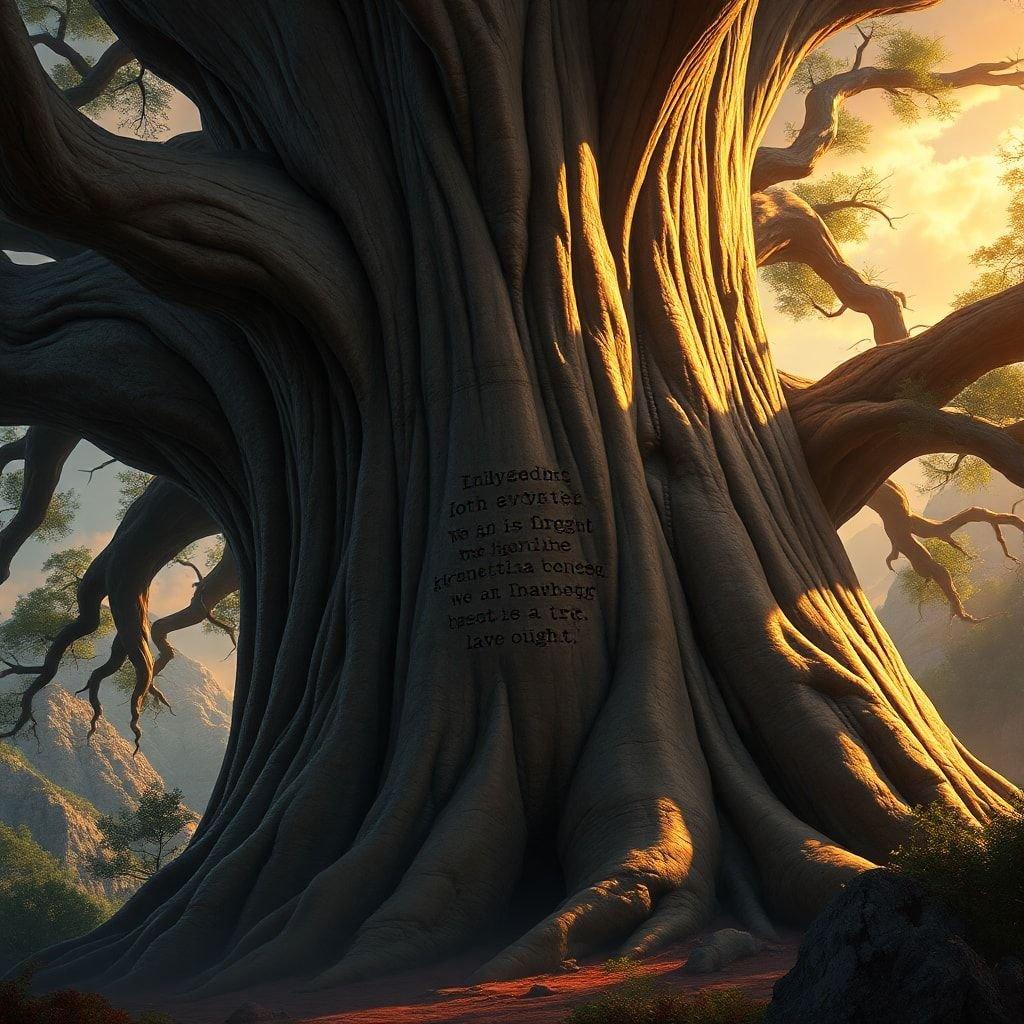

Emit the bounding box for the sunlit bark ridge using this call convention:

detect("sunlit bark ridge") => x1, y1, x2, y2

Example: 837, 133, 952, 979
0, 0, 1019, 998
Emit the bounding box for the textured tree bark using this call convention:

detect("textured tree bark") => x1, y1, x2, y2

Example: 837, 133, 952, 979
0, 0, 1016, 999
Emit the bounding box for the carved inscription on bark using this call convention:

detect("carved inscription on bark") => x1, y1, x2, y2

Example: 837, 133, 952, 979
435, 465, 605, 651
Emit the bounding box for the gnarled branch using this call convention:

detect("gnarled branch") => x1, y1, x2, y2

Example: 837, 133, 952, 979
0, 253, 237, 475
868, 478, 1024, 622
753, 187, 908, 343
61, 37, 134, 107
787, 283, 1024, 521
152, 546, 239, 677
754, 56, 1024, 191
0, 2, 361, 332
1, 477, 219, 748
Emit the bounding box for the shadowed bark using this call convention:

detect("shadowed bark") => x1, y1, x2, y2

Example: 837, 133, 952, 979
0, 0, 1017, 1000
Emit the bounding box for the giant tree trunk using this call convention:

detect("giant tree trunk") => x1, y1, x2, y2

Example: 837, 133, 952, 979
0, 0, 1013, 997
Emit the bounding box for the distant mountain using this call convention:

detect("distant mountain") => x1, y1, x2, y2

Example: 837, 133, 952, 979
0, 642, 230, 902
2, 639, 232, 811
1, 685, 164, 816
841, 518, 896, 608
101, 647, 232, 811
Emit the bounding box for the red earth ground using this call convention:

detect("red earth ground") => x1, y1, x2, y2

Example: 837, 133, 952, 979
127, 930, 802, 1024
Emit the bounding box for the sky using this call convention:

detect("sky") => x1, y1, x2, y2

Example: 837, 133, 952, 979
5, 0, 1024, 692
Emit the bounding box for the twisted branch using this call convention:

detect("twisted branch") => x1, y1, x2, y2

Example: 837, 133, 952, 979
754, 54, 1024, 191
752, 186, 908, 343
786, 282, 1024, 522
152, 547, 239, 677
0, 478, 218, 749
868, 479, 1024, 622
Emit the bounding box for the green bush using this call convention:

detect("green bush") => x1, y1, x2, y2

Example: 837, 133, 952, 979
566, 960, 767, 1024
0, 823, 111, 967
890, 796, 1024, 961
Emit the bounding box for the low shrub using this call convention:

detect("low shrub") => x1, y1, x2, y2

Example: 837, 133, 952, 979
0, 971, 176, 1024
889, 795, 1024, 961
565, 959, 766, 1024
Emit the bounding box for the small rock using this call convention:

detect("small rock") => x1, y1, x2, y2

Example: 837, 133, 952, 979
683, 928, 763, 974
520, 984, 555, 998
560, 958, 581, 973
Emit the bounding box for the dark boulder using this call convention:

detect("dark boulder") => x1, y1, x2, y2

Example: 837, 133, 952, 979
520, 984, 556, 998
764, 869, 1018, 1024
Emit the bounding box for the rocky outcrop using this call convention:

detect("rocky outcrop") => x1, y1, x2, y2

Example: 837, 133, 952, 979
765, 869, 1022, 1024
0, 742, 130, 898
2, 641, 231, 811
2, 686, 163, 816
0, 645, 228, 904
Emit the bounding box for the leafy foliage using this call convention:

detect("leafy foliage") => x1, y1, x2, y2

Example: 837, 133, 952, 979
0, 427, 25, 446
53, 59, 173, 139
919, 366, 1024, 492
895, 536, 977, 613
951, 365, 1024, 423
204, 589, 240, 638
0, 548, 112, 664
784, 108, 871, 156
88, 786, 195, 885
792, 169, 895, 245
875, 27, 957, 122
0, 969, 176, 1024
791, 49, 850, 93
0, 823, 110, 967
759, 261, 843, 321
831, 108, 873, 155
18, 0, 172, 138
919, 454, 992, 494
17, 0, 113, 42
0, 469, 79, 542
566, 960, 767, 1024
116, 469, 153, 519
956, 136, 1024, 309
890, 796, 1024, 961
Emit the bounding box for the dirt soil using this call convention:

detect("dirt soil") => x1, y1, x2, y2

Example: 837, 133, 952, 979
137, 931, 801, 1024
